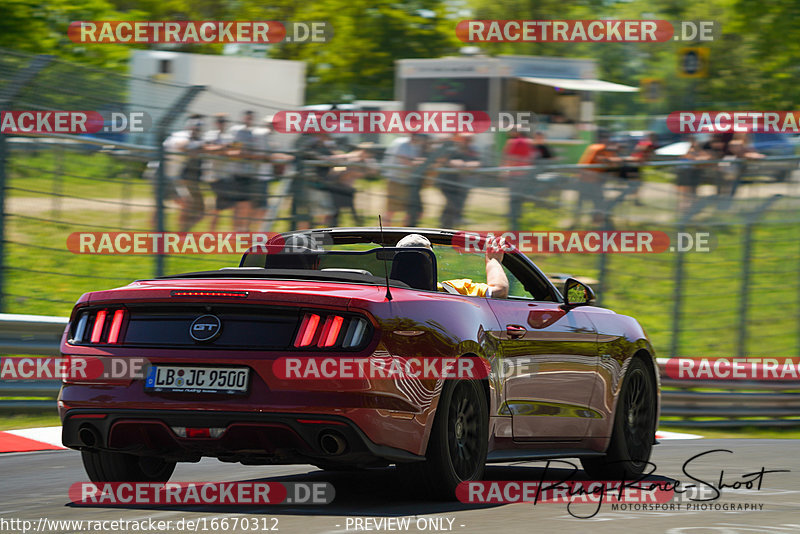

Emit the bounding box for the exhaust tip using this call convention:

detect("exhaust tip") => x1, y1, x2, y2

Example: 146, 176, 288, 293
79, 425, 100, 448
319, 431, 347, 456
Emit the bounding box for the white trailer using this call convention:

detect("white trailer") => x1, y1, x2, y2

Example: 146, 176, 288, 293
128, 50, 305, 145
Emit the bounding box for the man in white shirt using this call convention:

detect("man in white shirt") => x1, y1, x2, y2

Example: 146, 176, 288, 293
203, 113, 234, 232
159, 115, 207, 231
227, 110, 261, 231
382, 133, 425, 225
250, 114, 293, 229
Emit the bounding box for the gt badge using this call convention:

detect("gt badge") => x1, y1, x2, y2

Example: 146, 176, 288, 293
190, 315, 222, 342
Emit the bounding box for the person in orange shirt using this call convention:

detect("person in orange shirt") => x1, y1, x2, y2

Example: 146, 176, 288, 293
576, 131, 620, 225
396, 234, 509, 298
577, 133, 620, 169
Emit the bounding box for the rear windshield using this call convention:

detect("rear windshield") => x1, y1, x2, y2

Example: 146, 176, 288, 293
233, 247, 438, 290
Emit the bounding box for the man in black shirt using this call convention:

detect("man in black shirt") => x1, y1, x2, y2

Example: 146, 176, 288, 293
438, 133, 481, 229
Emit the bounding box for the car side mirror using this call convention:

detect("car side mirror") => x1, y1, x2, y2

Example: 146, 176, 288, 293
562, 277, 596, 309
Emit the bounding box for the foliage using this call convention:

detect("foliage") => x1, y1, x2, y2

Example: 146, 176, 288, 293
2, 0, 799, 118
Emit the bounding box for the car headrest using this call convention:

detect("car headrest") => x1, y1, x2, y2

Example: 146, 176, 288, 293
388, 249, 436, 291
263, 251, 321, 270
240, 245, 323, 269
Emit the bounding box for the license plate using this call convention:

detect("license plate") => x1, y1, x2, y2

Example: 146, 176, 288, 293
145, 366, 249, 394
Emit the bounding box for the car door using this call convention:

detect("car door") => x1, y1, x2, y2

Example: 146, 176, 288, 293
488, 295, 600, 442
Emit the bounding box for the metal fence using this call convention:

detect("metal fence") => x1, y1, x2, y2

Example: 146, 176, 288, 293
655, 359, 800, 428
0, 313, 66, 411
2, 50, 800, 426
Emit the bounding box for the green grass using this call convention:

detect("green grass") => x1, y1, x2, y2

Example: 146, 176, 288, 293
658, 425, 800, 439
0, 413, 60, 431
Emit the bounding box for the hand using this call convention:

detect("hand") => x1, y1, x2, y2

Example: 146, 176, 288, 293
486, 236, 507, 263
484, 236, 510, 299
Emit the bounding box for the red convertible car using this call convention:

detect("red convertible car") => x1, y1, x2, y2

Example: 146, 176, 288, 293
59, 227, 660, 498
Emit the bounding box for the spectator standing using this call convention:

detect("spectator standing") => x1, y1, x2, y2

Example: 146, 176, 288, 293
295, 132, 339, 227
228, 110, 261, 231
203, 113, 234, 232
502, 127, 536, 228
252, 114, 294, 230
382, 133, 426, 226
676, 136, 711, 212
532, 131, 555, 161
618, 132, 658, 205
152, 123, 188, 231
249, 115, 276, 230
172, 115, 206, 232
439, 133, 480, 228
576, 130, 620, 225
328, 142, 376, 226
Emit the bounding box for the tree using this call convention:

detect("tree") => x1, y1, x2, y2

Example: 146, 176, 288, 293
271, 0, 460, 102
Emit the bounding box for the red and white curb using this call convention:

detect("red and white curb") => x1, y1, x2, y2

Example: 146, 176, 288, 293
0, 426, 703, 454
0, 426, 65, 453
655, 430, 703, 440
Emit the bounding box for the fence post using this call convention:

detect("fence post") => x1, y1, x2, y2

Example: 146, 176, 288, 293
669, 195, 717, 358
736, 195, 782, 357
153, 85, 206, 277
507, 166, 527, 233
0, 54, 54, 312
594, 181, 638, 307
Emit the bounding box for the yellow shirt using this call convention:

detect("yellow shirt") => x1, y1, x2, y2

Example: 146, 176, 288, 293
438, 279, 490, 297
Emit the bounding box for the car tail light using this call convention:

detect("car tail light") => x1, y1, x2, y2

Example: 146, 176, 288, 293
171, 290, 248, 298
107, 309, 125, 344
294, 313, 369, 349
73, 313, 89, 342
90, 310, 106, 343
294, 313, 321, 347
342, 318, 368, 348
71, 308, 128, 345
318, 315, 344, 348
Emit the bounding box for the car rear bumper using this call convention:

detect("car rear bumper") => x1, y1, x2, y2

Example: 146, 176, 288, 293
62, 408, 424, 466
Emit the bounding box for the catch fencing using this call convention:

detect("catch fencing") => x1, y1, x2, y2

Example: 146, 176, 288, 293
1, 50, 800, 429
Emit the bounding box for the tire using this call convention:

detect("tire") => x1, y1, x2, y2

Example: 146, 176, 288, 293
581, 357, 656, 480
397, 379, 488, 499
81, 450, 176, 482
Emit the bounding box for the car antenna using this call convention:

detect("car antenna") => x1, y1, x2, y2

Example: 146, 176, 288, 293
379, 215, 392, 301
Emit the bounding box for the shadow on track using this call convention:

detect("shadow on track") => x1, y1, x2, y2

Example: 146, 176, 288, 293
65, 463, 677, 517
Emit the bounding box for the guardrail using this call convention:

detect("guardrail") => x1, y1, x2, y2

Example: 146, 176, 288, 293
0, 313, 67, 355
656, 358, 800, 428
0, 314, 66, 411
1, 316, 799, 426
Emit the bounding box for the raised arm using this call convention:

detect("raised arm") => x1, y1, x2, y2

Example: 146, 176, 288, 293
485, 237, 509, 299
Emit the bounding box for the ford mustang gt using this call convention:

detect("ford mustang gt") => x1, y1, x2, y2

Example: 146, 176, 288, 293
59, 227, 660, 498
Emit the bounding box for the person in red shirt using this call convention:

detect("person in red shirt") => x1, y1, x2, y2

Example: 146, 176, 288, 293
503, 127, 535, 168
502, 127, 536, 228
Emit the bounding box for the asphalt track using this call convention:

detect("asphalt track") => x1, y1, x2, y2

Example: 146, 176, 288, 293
0, 440, 798, 534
